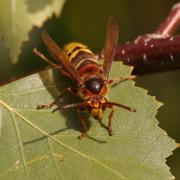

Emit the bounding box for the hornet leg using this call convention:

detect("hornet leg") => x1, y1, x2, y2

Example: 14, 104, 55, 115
33, 48, 59, 68
33, 48, 71, 77
107, 106, 115, 136
77, 109, 88, 139
37, 87, 77, 109
108, 75, 137, 86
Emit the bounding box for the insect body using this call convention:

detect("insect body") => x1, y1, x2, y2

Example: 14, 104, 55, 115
34, 17, 136, 138
63, 42, 109, 118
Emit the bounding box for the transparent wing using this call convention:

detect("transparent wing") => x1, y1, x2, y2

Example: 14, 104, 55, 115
41, 31, 82, 83
103, 17, 119, 80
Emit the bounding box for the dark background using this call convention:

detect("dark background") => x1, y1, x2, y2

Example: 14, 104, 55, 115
0, 0, 179, 178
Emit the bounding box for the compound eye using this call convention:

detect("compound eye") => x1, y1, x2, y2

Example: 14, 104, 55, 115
85, 78, 104, 94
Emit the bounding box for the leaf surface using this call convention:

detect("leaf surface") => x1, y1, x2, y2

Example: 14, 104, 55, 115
0, 62, 177, 180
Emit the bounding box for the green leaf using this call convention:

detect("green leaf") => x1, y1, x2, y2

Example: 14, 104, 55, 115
0, 0, 66, 64
0, 62, 177, 179
0, 109, 2, 137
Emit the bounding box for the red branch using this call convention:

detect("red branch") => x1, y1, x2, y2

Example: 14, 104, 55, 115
155, 3, 180, 37
97, 2, 180, 75
115, 35, 180, 75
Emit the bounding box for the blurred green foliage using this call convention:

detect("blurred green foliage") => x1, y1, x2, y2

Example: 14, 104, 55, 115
0, 0, 179, 178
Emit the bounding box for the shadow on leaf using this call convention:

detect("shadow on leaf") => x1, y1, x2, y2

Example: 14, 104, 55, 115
32, 67, 107, 143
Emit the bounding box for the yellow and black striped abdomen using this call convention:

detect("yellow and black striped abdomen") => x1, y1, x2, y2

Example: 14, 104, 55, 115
64, 42, 93, 61
64, 42, 99, 71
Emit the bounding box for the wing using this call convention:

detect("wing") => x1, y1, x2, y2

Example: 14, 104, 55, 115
41, 31, 82, 84
103, 16, 119, 80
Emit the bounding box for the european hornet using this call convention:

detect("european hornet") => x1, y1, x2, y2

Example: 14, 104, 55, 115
34, 17, 136, 138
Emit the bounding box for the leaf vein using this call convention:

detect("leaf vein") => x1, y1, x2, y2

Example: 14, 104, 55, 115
47, 138, 64, 179
10, 111, 29, 179
0, 81, 72, 96
0, 100, 127, 179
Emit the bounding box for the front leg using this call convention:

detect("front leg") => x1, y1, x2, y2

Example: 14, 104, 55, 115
37, 87, 77, 109
107, 106, 115, 136
105, 101, 136, 135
